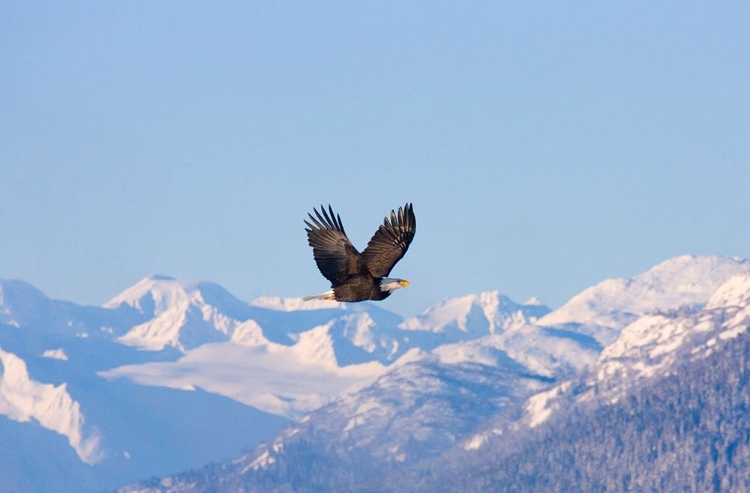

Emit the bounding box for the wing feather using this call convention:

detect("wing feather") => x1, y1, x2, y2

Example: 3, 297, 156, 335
305, 205, 361, 286
361, 203, 416, 277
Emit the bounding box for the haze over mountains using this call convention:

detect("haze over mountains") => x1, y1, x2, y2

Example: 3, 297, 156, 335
1, 255, 749, 493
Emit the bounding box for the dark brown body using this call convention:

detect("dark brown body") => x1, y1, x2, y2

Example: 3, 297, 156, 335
333, 276, 391, 302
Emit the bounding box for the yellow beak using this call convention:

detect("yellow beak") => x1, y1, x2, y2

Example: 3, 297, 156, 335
398, 279, 410, 287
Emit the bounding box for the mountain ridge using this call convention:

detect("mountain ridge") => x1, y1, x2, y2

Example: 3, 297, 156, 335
1, 254, 749, 493
109, 255, 750, 493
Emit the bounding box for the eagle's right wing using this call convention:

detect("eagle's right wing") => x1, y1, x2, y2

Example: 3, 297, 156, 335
305, 205, 361, 286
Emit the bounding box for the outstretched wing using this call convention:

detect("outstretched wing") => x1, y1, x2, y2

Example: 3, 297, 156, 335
361, 203, 416, 278
304, 205, 361, 286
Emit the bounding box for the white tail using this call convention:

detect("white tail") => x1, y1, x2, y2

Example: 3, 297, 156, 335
303, 290, 335, 302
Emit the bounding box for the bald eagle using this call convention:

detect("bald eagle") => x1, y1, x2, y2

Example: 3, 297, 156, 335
303, 203, 416, 302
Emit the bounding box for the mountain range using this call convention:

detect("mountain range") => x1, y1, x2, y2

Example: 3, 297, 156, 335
1, 255, 749, 492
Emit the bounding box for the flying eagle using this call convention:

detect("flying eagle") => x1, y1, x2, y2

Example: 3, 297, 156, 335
303, 203, 416, 302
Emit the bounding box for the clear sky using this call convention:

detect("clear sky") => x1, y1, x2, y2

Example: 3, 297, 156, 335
2, 2, 749, 316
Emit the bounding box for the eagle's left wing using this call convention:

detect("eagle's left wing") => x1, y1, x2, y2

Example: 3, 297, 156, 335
305, 205, 361, 286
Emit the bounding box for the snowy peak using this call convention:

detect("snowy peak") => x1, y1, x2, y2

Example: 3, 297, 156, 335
108, 276, 256, 351
399, 291, 550, 340
537, 255, 750, 344
105, 275, 250, 318
104, 275, 177, 315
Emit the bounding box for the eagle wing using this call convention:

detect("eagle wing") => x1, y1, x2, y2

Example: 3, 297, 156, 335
305, 205, 361, 286
361, 203, 416, 278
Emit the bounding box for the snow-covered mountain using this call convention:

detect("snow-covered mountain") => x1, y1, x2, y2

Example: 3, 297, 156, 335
0, 273, 553, 492
465, 270, 750, 448
0, 277, 292, 493
111, 255, 750, 493
537, 255, 750, 345
105, 275, 256, 351
3, 255, 750, 493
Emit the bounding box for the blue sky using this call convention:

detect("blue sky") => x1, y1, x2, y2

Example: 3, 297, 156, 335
2, 2, 749, 316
